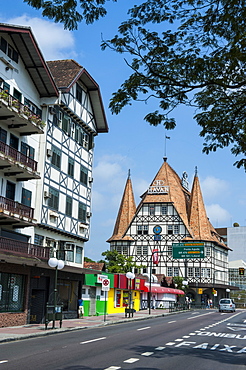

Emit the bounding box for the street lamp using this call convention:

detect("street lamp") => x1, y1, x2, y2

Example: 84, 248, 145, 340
48, 257, 65, 328
126, 271, 135, 317
226, 288, 230, 298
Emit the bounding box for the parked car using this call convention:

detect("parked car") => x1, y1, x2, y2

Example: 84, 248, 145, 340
219, 298, 236, 312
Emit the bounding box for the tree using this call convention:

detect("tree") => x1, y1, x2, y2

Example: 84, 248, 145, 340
101, 249, 138, 273
84, 256, 96, 263
25, 0, 246, 169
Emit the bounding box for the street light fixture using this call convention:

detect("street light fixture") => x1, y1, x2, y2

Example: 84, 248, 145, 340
126, 271, 135, 317
48, 257, 65, 328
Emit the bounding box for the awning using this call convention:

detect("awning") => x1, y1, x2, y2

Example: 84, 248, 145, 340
144, 284, 184, 295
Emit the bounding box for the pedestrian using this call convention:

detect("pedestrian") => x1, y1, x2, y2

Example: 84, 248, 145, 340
78, 297, 84, 318
209, 299, 213, 309
152, 295, 156, 309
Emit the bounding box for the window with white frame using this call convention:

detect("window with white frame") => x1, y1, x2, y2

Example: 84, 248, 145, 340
195, 267, 200, 277
205, 247, 211, 257
161, 205, 168, 215
188, 267, 193, 277
143, 246, 148, 255
149, 205, 155, 215
201, 268, 211, 278
167, 245, 172, 255
173, 267, 179, 276
167, 267, 173, 276
137, 225, 148, 235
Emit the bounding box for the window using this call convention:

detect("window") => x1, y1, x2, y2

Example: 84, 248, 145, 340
48, 187, 59, 211
168, 225, 179, 235
205, 247, 211, 257
167, 267, 173, 276
137, 225, 148, 235
149, 205, 155, 215
0, 128, 7, 143
174, 225, 179, 234
167, 225, 173, 235
80, 166, 88, 186
34, 234, 44, 246
188, 267, 193, 277
136, 246, 147, 255
51, 146, 61, 169
65, 195, 72, 217
10, 134, 18, 150
66, 249, 74, 262
62, 114, 70, 134
161, 205, 168, 215
6, 181, 15, 200
78, 202, 86, 223
24, 98, 42, 117
201, 268, 210, 278
76, 83, 82, 103
0, 273, 25, 312
21, 142, 35, 159
75, 246, 83, 264
136, 246, 142, 255
143, 246, 148, 255
0, 37, 19, 63
21, 188, 32, 207
195, 267, 200, 277
167, 245, 172, 255
173, 267, 179, 276
13, 88, 22, 102
68, 157, 74, 178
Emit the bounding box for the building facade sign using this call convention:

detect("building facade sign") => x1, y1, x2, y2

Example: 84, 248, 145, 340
148, 180, 169, 194
172, 243, 205, 259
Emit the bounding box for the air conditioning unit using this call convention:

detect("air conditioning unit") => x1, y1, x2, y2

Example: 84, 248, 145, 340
46, 148, 52, 157
64, 243, 75, 251
44, 191, 51, 198
88, 177, 93, 183
49, 107, 56, 115
87, 212, 92, 218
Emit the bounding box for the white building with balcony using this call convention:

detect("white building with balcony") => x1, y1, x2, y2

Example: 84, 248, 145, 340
0, 23, 108, 326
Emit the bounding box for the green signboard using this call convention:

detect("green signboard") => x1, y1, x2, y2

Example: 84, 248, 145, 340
172, 242, 204, 259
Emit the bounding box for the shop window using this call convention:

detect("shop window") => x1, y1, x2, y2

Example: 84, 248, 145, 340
115, 290, 121, 307
0, 273, 25, 312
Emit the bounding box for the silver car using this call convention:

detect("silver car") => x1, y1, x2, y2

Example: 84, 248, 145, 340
219, 298, 236, 312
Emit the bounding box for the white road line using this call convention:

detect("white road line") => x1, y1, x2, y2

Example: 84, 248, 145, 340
175, 339, 183, 342
137, 326, 150, 331
80, 337, 106, 344
0, 361, 8, 364
155, 347, 165, 350
188, 312, 213, 320
124, 358, 139, 364
182, 336, 190, 338
168, 320, 176, 323
104, 367, 121, 370
141, 352, 154, 356
166, 342, 175, 345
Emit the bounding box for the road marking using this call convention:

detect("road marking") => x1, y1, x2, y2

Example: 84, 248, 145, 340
141, 352, 154, 356
155, 346, 165, 350
124, 358, 139, 364
80, 337, 106, 344
183, 336, 190, 338
0, 361, 8, 364
175, 339, 183, 342
188, 312, 213, 320
168, 320, 176, 323
166, 342, 175, 345
137, 326, 150, 331
104, 367, 121, 370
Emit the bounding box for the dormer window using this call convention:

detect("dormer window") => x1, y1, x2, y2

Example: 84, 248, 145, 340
76, 83, 82, 103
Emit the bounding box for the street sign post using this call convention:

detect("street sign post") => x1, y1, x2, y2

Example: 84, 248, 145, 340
101, 278, 110, 291
172, 242, 204, 259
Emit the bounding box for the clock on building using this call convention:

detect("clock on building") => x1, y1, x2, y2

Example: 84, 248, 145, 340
153, 225, 162, 234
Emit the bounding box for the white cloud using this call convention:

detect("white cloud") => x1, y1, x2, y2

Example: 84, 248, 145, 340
3, 15, 75, 60
206, 203, 231, 226
201, 176, 229, 200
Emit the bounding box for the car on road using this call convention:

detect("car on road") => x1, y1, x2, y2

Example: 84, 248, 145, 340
218, 298, 236, 312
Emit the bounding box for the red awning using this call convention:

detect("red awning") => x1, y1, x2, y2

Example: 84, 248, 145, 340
143, 285, 184, 295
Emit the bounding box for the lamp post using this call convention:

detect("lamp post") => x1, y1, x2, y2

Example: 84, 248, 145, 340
126, 271, 135, 317
226, 288, 230, 298
48, 257, 65, 328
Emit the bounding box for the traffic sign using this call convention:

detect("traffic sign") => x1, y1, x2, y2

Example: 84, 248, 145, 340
102, 278, 110, 291
172, 242, 204, 259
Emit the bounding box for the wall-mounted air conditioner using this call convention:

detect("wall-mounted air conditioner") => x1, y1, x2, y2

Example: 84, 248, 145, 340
87, 212, 92, 218
49, 107, 56, 115
88, 177, 93, 183
46, 149, 52, 157
44, 191, 51, 198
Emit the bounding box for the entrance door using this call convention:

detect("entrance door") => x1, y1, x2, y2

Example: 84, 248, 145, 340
30, 289, 46, 323
89, 287, 96, 315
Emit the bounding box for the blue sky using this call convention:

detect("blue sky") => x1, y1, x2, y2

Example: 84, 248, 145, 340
1, 1, 246, 261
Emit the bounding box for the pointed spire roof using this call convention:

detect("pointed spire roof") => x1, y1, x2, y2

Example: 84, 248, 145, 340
107, 172, 136, 242
188, 173, 229, 249
140, 159, 193, 236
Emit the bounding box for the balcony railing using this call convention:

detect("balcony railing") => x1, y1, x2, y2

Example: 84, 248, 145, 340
0, 236, 50, 260
0, 141, 38, 171
0, 196, 34, 219
0, 88, 45, 133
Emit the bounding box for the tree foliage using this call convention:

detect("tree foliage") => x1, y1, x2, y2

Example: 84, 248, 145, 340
102, 249, 138, 273
25, 0, 246, 169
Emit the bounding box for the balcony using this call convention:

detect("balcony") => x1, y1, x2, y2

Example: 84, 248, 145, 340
0, 236, 50, 261
0, 141, 40, 181
0, 89, 45, 135
0, 195, 36, 228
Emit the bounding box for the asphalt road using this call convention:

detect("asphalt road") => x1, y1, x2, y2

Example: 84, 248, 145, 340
0, 310, 246, 369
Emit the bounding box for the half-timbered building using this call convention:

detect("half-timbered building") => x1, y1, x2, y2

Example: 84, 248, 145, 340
107, 158, 235, 305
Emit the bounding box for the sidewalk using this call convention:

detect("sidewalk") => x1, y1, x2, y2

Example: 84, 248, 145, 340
0, 309, 175, 343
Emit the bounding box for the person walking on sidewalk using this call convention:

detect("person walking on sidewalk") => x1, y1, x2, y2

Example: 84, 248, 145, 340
78, 298, 84, 318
